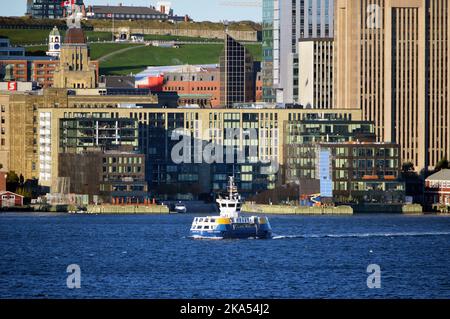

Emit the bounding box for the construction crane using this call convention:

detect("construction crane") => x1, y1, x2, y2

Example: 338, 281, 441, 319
219, 1, 262, 7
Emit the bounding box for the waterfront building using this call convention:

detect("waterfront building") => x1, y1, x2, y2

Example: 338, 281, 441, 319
58, 149, 147, 203
220, 34, 255, 108
0, 87, 160, 182
316, 142, 404, 203
284, 117, 404, 203
284, 118, 375, 182
424, 169, 450, 210
37, 97, 360, 195
0, 191, 24, 207
334, 0, 450, 172
297, 38, 334, 109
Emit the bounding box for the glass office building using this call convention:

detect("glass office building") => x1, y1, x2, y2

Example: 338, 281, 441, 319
262, 0, 276, 102
220, 34, 255, 108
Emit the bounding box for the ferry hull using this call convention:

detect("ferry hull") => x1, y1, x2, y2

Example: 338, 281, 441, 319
190, 223, 272, 240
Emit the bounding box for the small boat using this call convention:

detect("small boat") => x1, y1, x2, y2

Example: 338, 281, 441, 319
174, 202, 187, 214
190, 177, 272, 239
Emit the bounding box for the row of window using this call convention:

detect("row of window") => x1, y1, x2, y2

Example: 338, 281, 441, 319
95, 13, 166, 19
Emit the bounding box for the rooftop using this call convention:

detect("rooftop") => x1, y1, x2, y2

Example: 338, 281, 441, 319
92, 5, 166, 16
426, 169, 450, 181
64, 28, 86, 44
136, 64, 219, 78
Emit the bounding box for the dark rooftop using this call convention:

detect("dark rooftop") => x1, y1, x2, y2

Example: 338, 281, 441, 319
65, 28, 86, 44
92, 5, 166, 16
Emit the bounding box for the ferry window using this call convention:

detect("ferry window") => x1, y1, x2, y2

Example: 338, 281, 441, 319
210, 219, 215, 223
228, 204, 235, 207
204, 226, 209, 229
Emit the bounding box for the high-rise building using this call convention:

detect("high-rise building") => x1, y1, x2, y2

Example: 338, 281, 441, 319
220, 34, 255, 108
298, 38, 334, 109
334, 0, 450, 172
262, 0, 276, 103
263, 0, 334, 104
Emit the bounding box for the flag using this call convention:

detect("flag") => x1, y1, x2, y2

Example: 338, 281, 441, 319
107, 13, 113, 18
60, 0, 74, 7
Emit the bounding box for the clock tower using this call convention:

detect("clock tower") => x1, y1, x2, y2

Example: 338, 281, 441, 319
46, 26, 61, 58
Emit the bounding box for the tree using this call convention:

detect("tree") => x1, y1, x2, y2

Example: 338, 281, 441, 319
19, 174, 25, 186
6, 171, 19, 192
402, 162, 415, 173
435, 158, 450, 172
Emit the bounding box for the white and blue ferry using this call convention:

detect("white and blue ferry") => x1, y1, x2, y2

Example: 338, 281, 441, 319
190, 177, 272, 239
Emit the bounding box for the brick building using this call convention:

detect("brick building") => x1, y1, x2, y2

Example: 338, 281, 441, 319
425, 169, 450, 209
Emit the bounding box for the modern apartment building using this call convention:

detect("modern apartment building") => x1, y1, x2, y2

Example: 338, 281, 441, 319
284, 118, 404, 203
334, 0, 450, 172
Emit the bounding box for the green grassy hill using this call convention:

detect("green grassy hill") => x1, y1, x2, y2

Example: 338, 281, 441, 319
24, 42, 262, 75
8, 27, 262, 76
99, 43, 262, 75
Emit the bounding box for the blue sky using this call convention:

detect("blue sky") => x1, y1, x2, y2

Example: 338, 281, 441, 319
7, 0, 261, 22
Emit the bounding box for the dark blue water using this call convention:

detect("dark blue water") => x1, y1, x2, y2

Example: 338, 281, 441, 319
0, 213, 449, 298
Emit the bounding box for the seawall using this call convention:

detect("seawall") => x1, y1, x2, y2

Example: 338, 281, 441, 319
242, 204, 353, 215
349, 203, 423, 214
87, 204, 169, 214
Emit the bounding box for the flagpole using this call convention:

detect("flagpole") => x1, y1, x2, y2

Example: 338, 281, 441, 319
111, 13, 114, 42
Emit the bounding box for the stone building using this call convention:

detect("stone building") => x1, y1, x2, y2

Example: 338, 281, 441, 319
53, 27, 98, 89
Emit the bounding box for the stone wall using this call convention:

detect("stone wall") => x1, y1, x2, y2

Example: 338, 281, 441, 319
94, 27, 259, 42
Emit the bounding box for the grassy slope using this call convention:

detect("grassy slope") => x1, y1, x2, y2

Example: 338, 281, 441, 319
24, 43, 262, 75
24, 43, 140, 60
100, 43, 262, 75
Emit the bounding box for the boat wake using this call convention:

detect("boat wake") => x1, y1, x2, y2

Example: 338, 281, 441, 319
272, 231, 450, 240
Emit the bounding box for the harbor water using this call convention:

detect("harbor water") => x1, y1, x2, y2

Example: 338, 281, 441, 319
0, 213, 449, 298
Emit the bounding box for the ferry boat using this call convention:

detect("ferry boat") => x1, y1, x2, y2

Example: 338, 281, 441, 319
190, 177, 272, 239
